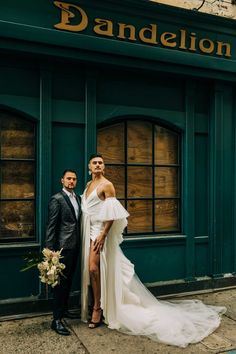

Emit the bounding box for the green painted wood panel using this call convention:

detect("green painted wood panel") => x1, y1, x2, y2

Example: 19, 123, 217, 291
0, 254, 39, 299
122, 241, 186, 283
219, 87, 234, 274
0, 66, 39, 97
52, 123, 85, 196
84, 74, 97, 184
184, 82, 195, 281
195, 133, 208, 237
51, 64, 85, 124
209, 84, 234, 277
52, 69, 85, 101
97, 70, 185, 112
195, 241, 209, 277
51, 123, 85, 292
38, 70, 52, 251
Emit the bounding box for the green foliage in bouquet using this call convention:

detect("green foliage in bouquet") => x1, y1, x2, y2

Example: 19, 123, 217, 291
21, 248, 66, 288
21, 251, 43, 272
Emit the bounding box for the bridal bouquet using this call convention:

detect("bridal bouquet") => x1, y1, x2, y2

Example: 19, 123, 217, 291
37, 248, 65, 288
21, 248, 66, 288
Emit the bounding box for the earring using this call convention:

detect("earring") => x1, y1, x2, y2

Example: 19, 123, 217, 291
88, 170, 92, 175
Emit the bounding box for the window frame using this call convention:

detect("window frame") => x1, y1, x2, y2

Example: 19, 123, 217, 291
97, 118, 182, 237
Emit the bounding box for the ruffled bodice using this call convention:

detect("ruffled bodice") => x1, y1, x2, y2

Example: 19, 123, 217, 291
81, 188, 129, 242
80, 187, 226, 348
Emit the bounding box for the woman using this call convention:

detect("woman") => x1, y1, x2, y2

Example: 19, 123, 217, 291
81, 153, 226, 348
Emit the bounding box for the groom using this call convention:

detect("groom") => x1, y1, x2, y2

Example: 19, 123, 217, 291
45, 169, 81, 335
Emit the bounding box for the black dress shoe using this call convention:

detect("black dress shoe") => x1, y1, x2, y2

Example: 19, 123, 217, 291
63, 310, 80, 319
51, 319, 71, 335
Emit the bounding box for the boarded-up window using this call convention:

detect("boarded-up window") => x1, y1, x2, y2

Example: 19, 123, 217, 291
0, 111, 35, 241
97, 120, 180, 235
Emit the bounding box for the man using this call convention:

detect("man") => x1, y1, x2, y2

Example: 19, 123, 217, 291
45, 169, 81, 335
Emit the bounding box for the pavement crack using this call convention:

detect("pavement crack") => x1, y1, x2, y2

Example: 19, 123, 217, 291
65, 319, 90, 354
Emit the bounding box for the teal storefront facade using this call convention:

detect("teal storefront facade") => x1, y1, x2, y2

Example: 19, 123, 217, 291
1, 0, 236, 316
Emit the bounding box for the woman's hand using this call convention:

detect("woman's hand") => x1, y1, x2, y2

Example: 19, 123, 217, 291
93, 233, 106, 254
93, 220, 113, 254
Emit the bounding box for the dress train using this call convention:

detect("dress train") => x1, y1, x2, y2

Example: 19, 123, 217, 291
81, 193, 226, 348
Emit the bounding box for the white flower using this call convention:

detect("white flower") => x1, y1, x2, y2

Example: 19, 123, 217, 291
40, 276, 47, 283
42, 261, 49, 268
52, 256, 59, 265
42, 248, 52, 258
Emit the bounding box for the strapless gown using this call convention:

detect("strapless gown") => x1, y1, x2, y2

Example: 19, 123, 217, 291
81, 187, 226, 348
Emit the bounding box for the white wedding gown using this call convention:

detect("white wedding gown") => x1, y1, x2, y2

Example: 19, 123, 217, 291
81, 187, 226, 348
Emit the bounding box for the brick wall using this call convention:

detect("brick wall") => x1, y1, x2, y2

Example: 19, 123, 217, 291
151, 0, 236, 19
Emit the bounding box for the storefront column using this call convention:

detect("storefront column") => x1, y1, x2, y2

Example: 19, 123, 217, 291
39, 69, 52, 296
210, 83, 234, 277
184, 82, 196, 281
84, 73, 96, 184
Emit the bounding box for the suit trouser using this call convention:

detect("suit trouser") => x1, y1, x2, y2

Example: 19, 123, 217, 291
53, 248, 79, 320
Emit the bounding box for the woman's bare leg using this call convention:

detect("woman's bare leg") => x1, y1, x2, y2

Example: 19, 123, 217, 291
89, 240, 102, 323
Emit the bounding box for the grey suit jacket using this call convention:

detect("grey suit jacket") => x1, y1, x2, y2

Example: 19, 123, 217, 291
45, 191, 81, 250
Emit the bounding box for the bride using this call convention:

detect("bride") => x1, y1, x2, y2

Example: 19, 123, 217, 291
80, 153, 226, 348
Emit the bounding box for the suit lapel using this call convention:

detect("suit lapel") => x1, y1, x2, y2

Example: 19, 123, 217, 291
61, 191, 77, 220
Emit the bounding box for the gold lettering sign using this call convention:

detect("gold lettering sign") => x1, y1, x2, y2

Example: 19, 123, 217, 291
53, 1, 232, 58
117, 23, 136, 41
160, 32, 177, 48
139, 24, 158, 45
54, 1, 88, 32
189, 33, 197, 52
199, 38, 214, 54
94, 19, 114, 37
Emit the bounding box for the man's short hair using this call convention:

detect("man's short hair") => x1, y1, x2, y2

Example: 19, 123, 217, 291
89, 153, 104, 162
61, 169, 77, 178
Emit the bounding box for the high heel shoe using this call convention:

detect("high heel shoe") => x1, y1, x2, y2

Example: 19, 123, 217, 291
88, 307, 103, 329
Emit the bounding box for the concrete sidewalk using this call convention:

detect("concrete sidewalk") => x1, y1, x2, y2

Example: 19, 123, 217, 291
1, 288, 236, 354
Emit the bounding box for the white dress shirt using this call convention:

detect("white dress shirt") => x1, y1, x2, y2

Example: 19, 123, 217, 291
63, 188, 79, 220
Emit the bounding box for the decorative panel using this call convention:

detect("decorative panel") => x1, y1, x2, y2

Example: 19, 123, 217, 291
1, 114, 35, 159
127, 200, 152, 233
1, 161, 34, 199
155, 167, 179, 197
127, 121, 152, 164
104, 165, 125, 199
97, 123, 124, 163
155, 199, 179, 232
155, 126, 178, 165
128, 166, 152, 198
0, 201, 34, 239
